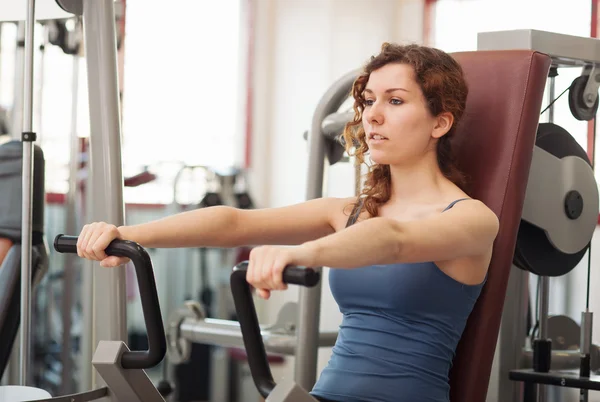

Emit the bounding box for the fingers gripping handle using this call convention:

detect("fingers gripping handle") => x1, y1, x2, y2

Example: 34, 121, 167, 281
54, 234, 167, 369
230, 261, 320, 398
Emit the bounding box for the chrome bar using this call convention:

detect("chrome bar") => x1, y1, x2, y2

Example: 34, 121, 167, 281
179, 317, 337, 356
19, 0, 36, 385
297, 68, 359, 390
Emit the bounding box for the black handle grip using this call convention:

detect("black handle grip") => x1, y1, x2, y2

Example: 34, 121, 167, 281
53, 234, 166, 369
230, 261, 320, 398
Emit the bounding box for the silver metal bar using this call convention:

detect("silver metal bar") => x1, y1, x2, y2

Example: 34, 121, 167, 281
535, 72, 556, 402
82, 0, 127, 392
581, 312, 593, 356
27, 388, 108, 402
179, 317, 338, 356
537, 278, 550, 402
92, 341, 165, 402
19, 0, 36, 386
80, 259, 94, 392
321, 111, 354, 139
548, 73, 555, 124
61, 52, 81, 395
497, 266, 530, 402
296, 68, 358, 390
11, 22, 25, 140
477, 29, 600, 67
34, 26, 46, 143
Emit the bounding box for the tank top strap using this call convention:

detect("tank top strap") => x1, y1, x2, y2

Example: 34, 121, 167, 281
345, 198, 364, 228
346, 197, 471, 227
442, 198, 471, 212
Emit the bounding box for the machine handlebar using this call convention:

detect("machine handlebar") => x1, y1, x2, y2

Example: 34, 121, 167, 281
53, 234, 166, 369
230, 261, 320, 397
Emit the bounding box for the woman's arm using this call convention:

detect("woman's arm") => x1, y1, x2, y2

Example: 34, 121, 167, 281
300, 199, 499, 268
121, 197, 350, 249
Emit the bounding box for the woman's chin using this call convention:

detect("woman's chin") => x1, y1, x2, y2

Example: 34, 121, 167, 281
369, 153, 393, 165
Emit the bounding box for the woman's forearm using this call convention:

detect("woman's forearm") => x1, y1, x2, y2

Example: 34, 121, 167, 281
301, 217, 402, 268
119, 205, 240, 249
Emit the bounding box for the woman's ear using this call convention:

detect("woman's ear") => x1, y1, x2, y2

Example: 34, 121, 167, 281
432, 112, 454, 139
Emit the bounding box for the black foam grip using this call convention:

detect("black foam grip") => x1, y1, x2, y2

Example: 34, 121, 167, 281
53, 234, 166, 369
230, 261, 320, 398
282, 266, 320, 287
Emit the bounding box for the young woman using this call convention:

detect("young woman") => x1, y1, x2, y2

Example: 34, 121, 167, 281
76, 43, 499, 402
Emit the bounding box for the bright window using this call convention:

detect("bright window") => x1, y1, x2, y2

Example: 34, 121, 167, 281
121, 0, 245, 204
0, 0, 246, 205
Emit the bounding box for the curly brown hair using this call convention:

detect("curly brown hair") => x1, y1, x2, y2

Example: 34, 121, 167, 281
342, 42, 469, 218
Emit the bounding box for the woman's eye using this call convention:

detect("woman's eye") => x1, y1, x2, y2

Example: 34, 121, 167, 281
390, 98, 403, 105
364, 99, 374, 106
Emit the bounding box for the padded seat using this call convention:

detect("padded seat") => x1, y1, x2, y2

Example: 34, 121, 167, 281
447, 50, 551, 401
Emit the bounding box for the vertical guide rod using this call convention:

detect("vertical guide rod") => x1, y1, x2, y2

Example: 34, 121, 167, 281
536, 69, 556, 402
82, 0, 128, 391
19, 0, 37, 386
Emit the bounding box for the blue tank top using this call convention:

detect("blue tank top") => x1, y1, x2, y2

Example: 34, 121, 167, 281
311, 198, 485, 402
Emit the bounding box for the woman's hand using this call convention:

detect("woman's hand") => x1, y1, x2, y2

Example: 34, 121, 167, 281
246, 245, 316, 299
77, 222, 130, 268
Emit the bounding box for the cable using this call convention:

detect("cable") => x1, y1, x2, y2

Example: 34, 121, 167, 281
586, 244, 592, 310
540, 85, 572, 116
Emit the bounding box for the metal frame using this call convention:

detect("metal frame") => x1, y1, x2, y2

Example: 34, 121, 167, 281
477, 29, 600, 402
295, 68, 359, 389
2, 0, 126, 397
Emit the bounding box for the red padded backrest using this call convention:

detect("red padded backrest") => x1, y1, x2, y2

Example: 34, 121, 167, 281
448, 50, 551, 402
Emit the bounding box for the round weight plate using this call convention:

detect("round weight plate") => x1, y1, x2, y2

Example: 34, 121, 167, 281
547, 315, 581, 350
569, 75, 599, 121
513, 123, 592, 277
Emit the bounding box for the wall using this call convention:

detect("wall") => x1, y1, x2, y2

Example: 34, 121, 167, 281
247, 0, 426, 390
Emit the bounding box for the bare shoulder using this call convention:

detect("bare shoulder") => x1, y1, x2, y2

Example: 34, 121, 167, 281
446, 198, 499, 236
328, 196, 364, 232
434, 198, 499, 285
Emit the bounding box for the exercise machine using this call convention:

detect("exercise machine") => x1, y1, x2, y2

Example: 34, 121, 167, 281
229, 261, 321, 401
0, 140, 46, 380
0, 0, 135, 398
50, 234, 167, 402
0, 233, 170, 402
477, 29, 600, 402
167, 47, 558, 402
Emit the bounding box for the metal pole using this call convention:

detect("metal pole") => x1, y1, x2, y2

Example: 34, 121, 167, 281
11, 22, 25, 140
82, 0, 127, 390
536, 71, 556, 402
19, 0, 36, 386
60, 52, 81, 395
295, 69, 358, 389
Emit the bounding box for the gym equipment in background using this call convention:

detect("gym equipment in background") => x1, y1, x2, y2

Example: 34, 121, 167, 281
0, 140, 46, 380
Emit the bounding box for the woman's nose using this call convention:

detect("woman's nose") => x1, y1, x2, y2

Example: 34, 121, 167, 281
365, 102, 383, 125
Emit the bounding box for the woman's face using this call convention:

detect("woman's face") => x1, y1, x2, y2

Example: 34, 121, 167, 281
361, 63, 450, 166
